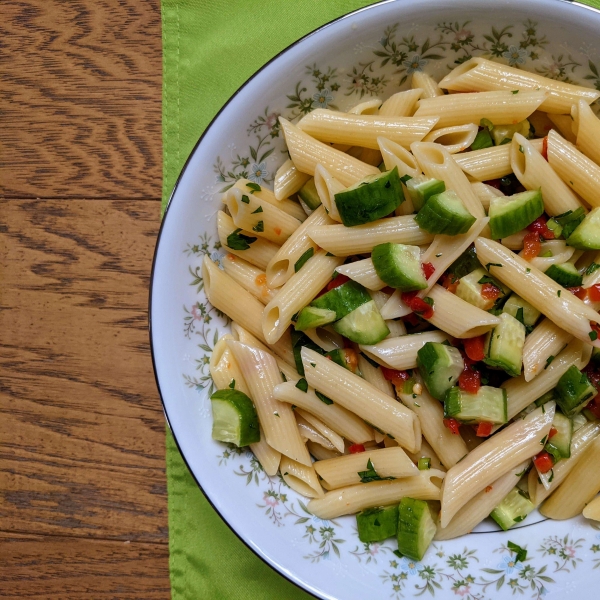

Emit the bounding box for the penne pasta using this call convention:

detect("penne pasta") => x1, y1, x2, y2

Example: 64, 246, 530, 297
547, 113, 577, 144
348, 98, 382, 115
521, 239, 577, 272
297, 109, 438, 149
423, 123, 479, 154
307, 472, 445, 519
377, 136, 421, 180
336, 258, 387, 291
301, 347, 421, 452
295, 408, 345, 453
313, 164, 345, 222
411, 71, 443, 98
379, 89, 423, 117
230, 178, 307, 221
358, 354, 395, 397
303, 326, 344, 352
522, 318, 573, 382
440, 403, 555, 528
572, 99, 600, 167
279, 117, 379, 187
438, 57, 600, 114
249, 429, 282, 477
474, 238, 600, 347
470, 182, 505, 212
229, 322, 296, 370
583, 495, 600, 521
307, 441, 341, 461
280, 456, 324, 499
314, 447, 418, 490
405, 438, 446, 472
221, 253, 277, 304
273, 158, 311, 201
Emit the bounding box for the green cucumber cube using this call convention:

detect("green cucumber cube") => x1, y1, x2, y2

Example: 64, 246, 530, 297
544, 263, 583, 288
502, 294, 541, 327
566, 208, 600, 250
490, 488, 534, 531
332, 300, 390, 345
371, 243, 427, 292
488, 190, 544, 239
310, 280, 371, 320
210, 389, 260, 447
444, 385, 507, 424
417, 342, 464, 401
298, 177, 322, 210
405, 176, 446, 211
397, 498, 436, 561
544, 412, 573, 461
356, 505, 399, 543
295, 306, 337, 331
555, 365, 597, 416
484, 313, 526, 377
414, 190, 476, 236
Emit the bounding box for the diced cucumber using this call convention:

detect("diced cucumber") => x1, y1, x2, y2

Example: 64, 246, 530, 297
455, 268, 509, 311
555, 365, 597, 416
553, 207, 586, 239
544, 412, 573, 461
310, 280, 371, 320
405, 176, 446, 211
491, 119, 530, 146
546, 218, 563, 238
210, 389, 260, 447
444, 385, 507, 424
470, 128, 493, 150
397, 498, 436, 561
502, 294, 541, 327
544, 262, 583, 288
334, 167, 404, 227
447, 245, 481, 279
415, 190, 476, 236
488, 190, 544, 239
332, 300, 390, 344
572, 412, 588, 431
417, 342, 464, 401
295, 306, 337, 331
535, 390, 557, 407
291, 330, 326, 376
356, 505, 399, 543
371, 243, 428, 292
490, 488, 534, 531
298, 177, 322, 210
326, 348, 358, 373
484, 313, 526, 377
566, 208, 600, 250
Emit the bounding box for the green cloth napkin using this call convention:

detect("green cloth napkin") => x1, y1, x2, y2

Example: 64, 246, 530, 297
161, 1, 600, 599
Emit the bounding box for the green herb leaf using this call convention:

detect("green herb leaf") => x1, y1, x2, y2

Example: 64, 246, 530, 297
478, 275, 497, 285
246, 182, 261, 193
252, 220, 264, 233
229, 379, 235, 389
519, 145, 524, 153
295, 378, 308, 393
485, 262, 503, 270
557, 290, 561, 297
590, 330, 598, 341
399, 174, 413, 183
586, 262, 600, 276
507, 541, 527, 563
294, 248, 314, 272
357, 458, 395, 483
480, 118, 494, 131
241, 195, 250, 204
251, 206, 263, 214
471, 129, 494, 150
423, 297, 434, 307
226, 228, 257, 250
512, 90, 519, 94
545, 355, 555, 369
315, 391, 333, 405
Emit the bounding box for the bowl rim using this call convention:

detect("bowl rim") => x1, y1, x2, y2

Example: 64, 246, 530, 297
148, 0, 600, 597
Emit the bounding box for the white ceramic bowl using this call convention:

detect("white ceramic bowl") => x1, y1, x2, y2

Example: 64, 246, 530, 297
150, 1, 600, 598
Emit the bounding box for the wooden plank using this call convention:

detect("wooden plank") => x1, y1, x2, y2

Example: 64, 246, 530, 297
0, 0, 162, 199
0, 532, 169, 599
0, 200, 167, 542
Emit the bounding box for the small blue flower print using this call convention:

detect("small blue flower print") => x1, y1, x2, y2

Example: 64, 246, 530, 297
249, 162, 268, 184
497, 554, 522, 574
403, 55, 427, 74
312, 88, 333, 108
503, 45, 529, 66
399, 557, 422, 575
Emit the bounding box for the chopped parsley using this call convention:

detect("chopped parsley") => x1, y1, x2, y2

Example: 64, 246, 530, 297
586, 262, 600, 276
241, 195, 250, 204
545, 355, 555, 369
357, 458, 395, 483
228, 379, 235, 389
590, 330, 598, 342
485, 262, 502, 270
399, 174, 413, 183
294, 248, 314, 272
246, 182, 261, 193
251, 206, 263, 214
315, 391, 333, 405
557, 290, 561, 297
226, 228, 257, 250
512, 90, 519, 94
507, 541, 527, 563
295, 378, 308, 392
252, 220, 264, 233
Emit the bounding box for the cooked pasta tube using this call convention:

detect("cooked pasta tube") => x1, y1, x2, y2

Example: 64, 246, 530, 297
301, 347, 421, 452
440, 403, 555, 528
406, 438, 446, 472
474, 238, 600, 346
307, 472, 444, 519
358, 354, 395, 397
265, 204, 334, 288
411, 71, 443, 98
314, 447, 418, 490
227, 341, 311, 467
303, 326, 344, 352
423, 123, 479, 154
225, 186, 302, 244
522, 318, 573, 382
454, 145, 512, 180
313, 164, 345, 222
273, 158, 311, 201
547, 114, 577, 144
411, 142, 486, 218
438, 57, 599, 114
307, 441, 341, 461
307, 215, 433, 256
502, 338, 587, 421
546, 129, 600, 209
279, 117, 379, 187
295, 408, 345, 453
221, 254, 277, 304
414, 90, 547, 128
230, 178, 306, 221
385, 319, 407, 339
336, 258, 386, 291
348, 98, 382, 115
297, 109, 438, 149
470, 182, 505, 211
262, 250, 343, 344
583, 496, 600, 521
435, 461, 530, 540
424, 285, 501, 338
572, 99, 600, 167
229, 321, 295, 369
249, 428, 282, 477
217, 211, 280, 270
511, 133, 583, 216
273, 381, 374, 444
379, 89, 422, 117
296, 414, 337, 451
540, 434, 600, 519
280, 456, 324, 499
528, 421, 600, 506
360, 331, 451, 370
377, 137, 421, 178
398, 374, 468, 469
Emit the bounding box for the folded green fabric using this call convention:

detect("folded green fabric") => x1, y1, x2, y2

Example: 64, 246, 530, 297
161, 1, 600, 598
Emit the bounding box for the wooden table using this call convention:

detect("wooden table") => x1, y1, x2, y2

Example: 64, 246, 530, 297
1, 1, 169, 597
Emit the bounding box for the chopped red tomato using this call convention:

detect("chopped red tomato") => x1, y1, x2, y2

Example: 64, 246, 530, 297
588, 284, 600, 302
382, 286, 396, 295
326, 273, 349, 291
443, 418, 461, 435
381, 367, 410, 386
422, 262, 435, 280
442, 273, 459, 294
459, 365, 481, 394
548, 427, 558, 439
522, 231, 542, 260
568, 286, 587, 300
410, 297, 434, 319
542, 136, 548, 161
463, 335, 486, 362
349, 443, 365, 454
481, 283, 501, 300
476, 422, 493, 437
534, 451, 554, 474
401, 291, 419, 304
527, 216, 554, 240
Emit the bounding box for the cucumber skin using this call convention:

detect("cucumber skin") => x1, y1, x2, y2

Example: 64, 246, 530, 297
310, 280, 371, 320
502, 294, 541, 327
444, 386, 507, 425
544, 413, 573, 461
555, 365, 597, 416
210, 389, 260, 446
397, 498, 436, 562
295, 306, 337, 331
298, 178, 322, 210
488, 190, 544, 239
544, 263, 583, 288
371, 243, 427, 292
334, 167, 404, 227
490, 488, 534, 531
566, 208, 600, 250
414, 191, 476, 236
417, 342, 464, 401
407, 178, 446, 211
332, 300, 390, 345
356, 506, 398, 543
484, 313, 525, 378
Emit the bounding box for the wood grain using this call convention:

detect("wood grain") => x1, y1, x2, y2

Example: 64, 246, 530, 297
0, 532, 169, 599
0, 0, 162, 199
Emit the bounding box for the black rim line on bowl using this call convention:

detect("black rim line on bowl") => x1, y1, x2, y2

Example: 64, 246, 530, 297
149, 0, 592, 596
